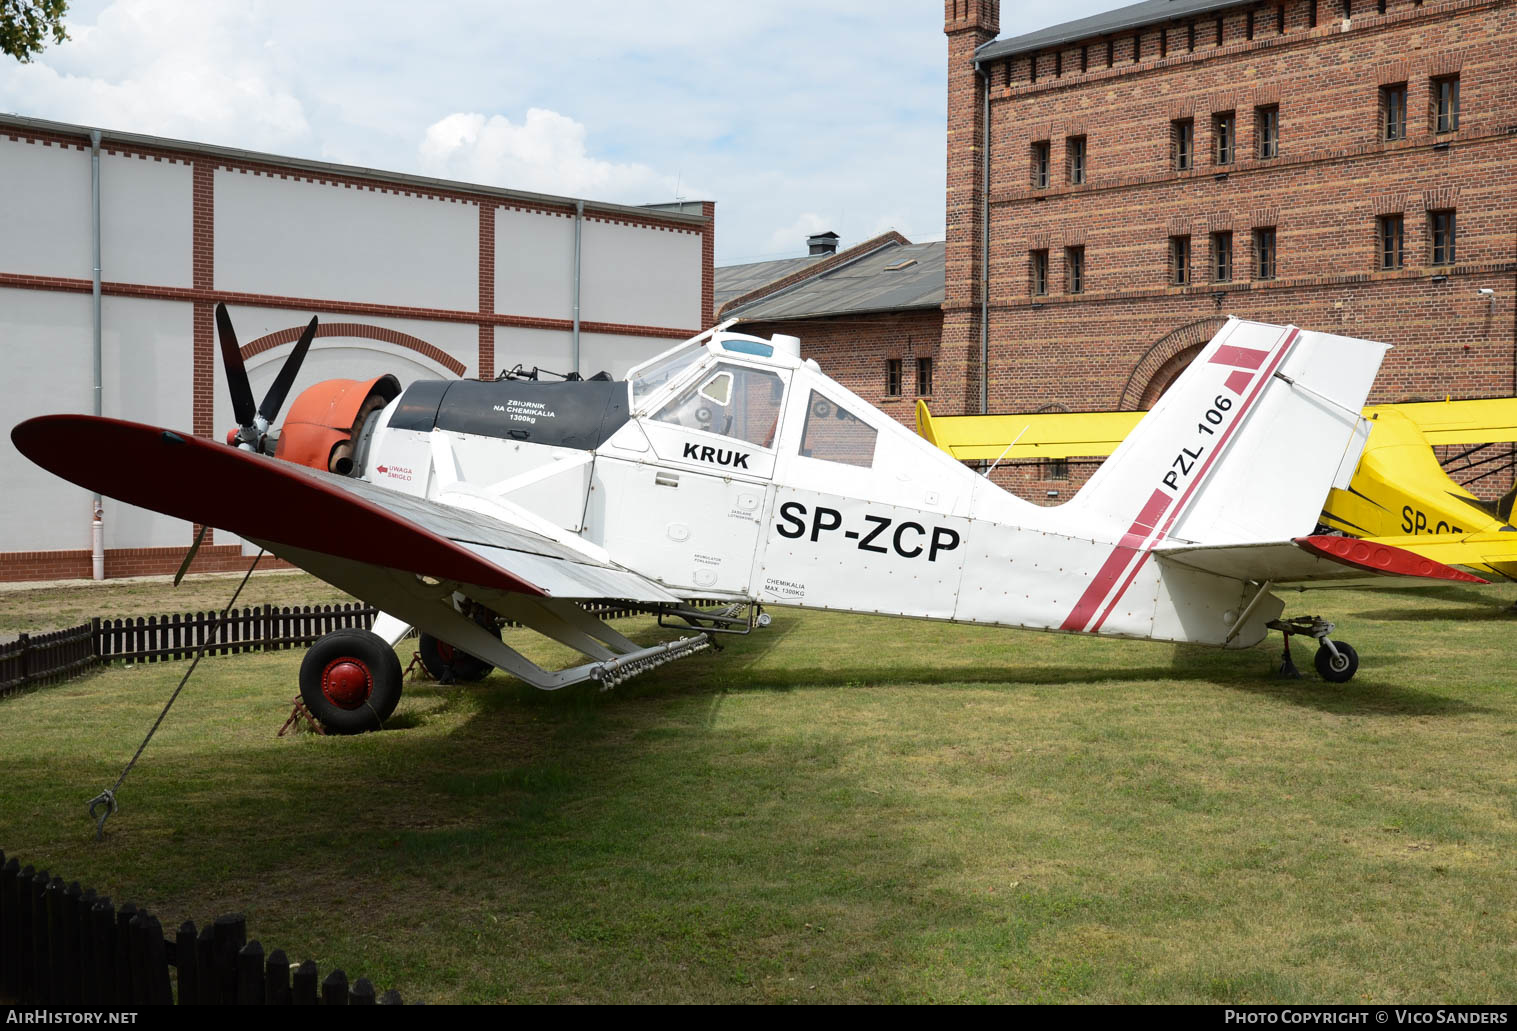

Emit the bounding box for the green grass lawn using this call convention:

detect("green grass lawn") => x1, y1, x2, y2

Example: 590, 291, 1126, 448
1, 581, 1514, 1003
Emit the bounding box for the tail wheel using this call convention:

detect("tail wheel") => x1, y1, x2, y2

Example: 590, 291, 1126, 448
418, 632, 496, 684
1314, 641, 1359, 683
299, 629, 403, 734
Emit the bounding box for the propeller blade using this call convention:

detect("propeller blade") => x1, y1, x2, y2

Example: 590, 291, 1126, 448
215, 303, 256, 430
258, 316, 318, 425
173, 525, 208, 587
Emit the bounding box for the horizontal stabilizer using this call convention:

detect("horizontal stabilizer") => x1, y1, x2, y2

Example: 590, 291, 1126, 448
1157, 535, 1488, 586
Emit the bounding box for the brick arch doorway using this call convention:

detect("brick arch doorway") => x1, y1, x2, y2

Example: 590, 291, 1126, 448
1117, 317, 1229, 411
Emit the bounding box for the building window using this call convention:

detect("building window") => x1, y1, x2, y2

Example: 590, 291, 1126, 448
1172, 118, 1195, 170
1187, 21, 1196, 51
917, 357, 933, 397
1252, 227, 1277, 280
1309, 0, 1319, 27
1433, 75, 1460, 133
1378, 214, 1404, 269
1041, 458, 1070, 481
1032, 140, 1051, 188
1080, 45, 1088, 73
1276, 4, 1285, 32
1430, 210, 1456, 266
1211, 231, 1234, 282
1213, 111, 1236, 164
1215, 14, 1224, 44
1131, 32, 1141, 62
1256, 105, 1279, 158
1169, 235, 1192, 285
1106, 39, 1114, 67
1341, 0, 1351, 17
1381, 83, 1407, 141
886, 358, 902, 397
1028, 53, 1038, 83
1067, 136, 1087, 185
1377, 0, 1386, 12
1246, 9, 1256, 39
1031, 249, 1049, 296
1066, 246, 1086, 293
1055, 50, 1063, 77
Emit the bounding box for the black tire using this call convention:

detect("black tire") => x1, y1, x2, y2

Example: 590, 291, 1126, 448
418, 632, 496, 684
1314, 641, 1359, 683
298, 629, 403, 734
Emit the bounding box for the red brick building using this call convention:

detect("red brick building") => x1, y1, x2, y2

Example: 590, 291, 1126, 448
940, 0, 1516, 499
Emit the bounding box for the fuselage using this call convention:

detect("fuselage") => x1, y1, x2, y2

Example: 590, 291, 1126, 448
344, 327, 1279, 649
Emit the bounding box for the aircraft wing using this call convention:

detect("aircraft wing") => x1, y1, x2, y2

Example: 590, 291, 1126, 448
1366, 398, 1517, 445
915, 401, 1134, 461
10, 415, 682, 604
1155, 535, 1489, 587
917, 397, 1517, 458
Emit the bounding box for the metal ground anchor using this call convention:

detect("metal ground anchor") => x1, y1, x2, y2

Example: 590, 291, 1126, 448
87, 789, 118, 841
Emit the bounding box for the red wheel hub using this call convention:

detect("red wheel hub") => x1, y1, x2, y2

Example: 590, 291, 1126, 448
322, 658, 372, 709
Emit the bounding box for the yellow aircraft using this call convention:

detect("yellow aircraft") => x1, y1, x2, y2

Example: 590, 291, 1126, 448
917, 397, 1517, 581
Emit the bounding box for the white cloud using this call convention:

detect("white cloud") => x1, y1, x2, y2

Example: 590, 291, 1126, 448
418, 109, 687, 206
0, 0, 309, 149
764, 212, 837, 256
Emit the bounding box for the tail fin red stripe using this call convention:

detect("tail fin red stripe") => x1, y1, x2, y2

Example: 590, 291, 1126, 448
1210, 344, 1270, 370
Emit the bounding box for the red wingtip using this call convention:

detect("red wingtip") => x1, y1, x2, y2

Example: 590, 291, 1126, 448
1295, 535, 1489, 584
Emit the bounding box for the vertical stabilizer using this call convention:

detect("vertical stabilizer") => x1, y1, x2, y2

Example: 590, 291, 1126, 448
1066, 319, 1387, 547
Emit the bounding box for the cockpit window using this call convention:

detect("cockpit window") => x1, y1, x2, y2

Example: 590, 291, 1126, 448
653, 363, 785, 448
629, 344, 704, 409
798, 390, 877, 468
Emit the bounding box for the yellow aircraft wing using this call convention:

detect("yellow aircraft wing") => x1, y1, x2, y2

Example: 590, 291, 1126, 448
914, 401, 1136, 461
916, 397, 1517, 459
917, 399, 1517, 581
1365, 398, 1517, 445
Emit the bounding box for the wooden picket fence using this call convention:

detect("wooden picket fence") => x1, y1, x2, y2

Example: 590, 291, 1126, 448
0, 624, 96, 697
0, 850, 407, 1005
94, 603, 379, 664
0, 600, 682, 699
0, 604, 378, 699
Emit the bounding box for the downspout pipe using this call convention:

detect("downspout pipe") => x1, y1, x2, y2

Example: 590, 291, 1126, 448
90, 129, 104, 581
975, 60, 990, 416
572, 200, 583, 377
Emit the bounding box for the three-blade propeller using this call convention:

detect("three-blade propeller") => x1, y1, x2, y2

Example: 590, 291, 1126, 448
215, 302, 318, 454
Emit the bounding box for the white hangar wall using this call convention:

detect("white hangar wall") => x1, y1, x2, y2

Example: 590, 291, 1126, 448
0, 116, 714, 580
215, 170, 477, 311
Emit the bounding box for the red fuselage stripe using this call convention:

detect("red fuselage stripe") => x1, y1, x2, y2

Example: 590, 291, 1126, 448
1058, 487, 1172, 631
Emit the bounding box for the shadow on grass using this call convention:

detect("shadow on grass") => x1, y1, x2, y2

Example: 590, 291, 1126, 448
1352, 603, 1517, 623
1211, 674, 1487, 717
404, 622, 1487, 723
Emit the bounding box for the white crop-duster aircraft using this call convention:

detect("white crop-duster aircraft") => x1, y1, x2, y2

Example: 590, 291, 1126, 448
12, 311, 1484, 732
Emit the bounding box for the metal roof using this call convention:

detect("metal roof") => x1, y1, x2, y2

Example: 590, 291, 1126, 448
713, 255, 823, 308
0, 112, 709, 228
977, 0, 1248, 62
721, 241, 944, 323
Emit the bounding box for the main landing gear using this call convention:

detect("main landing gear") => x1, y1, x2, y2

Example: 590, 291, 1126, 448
1267, 616, 1359, 683
298, 628, 404, 734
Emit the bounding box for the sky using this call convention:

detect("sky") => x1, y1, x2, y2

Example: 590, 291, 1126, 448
1, 0, 1118, 266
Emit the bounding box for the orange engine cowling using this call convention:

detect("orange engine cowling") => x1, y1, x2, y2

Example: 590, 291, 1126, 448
275, 375, 400, 475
